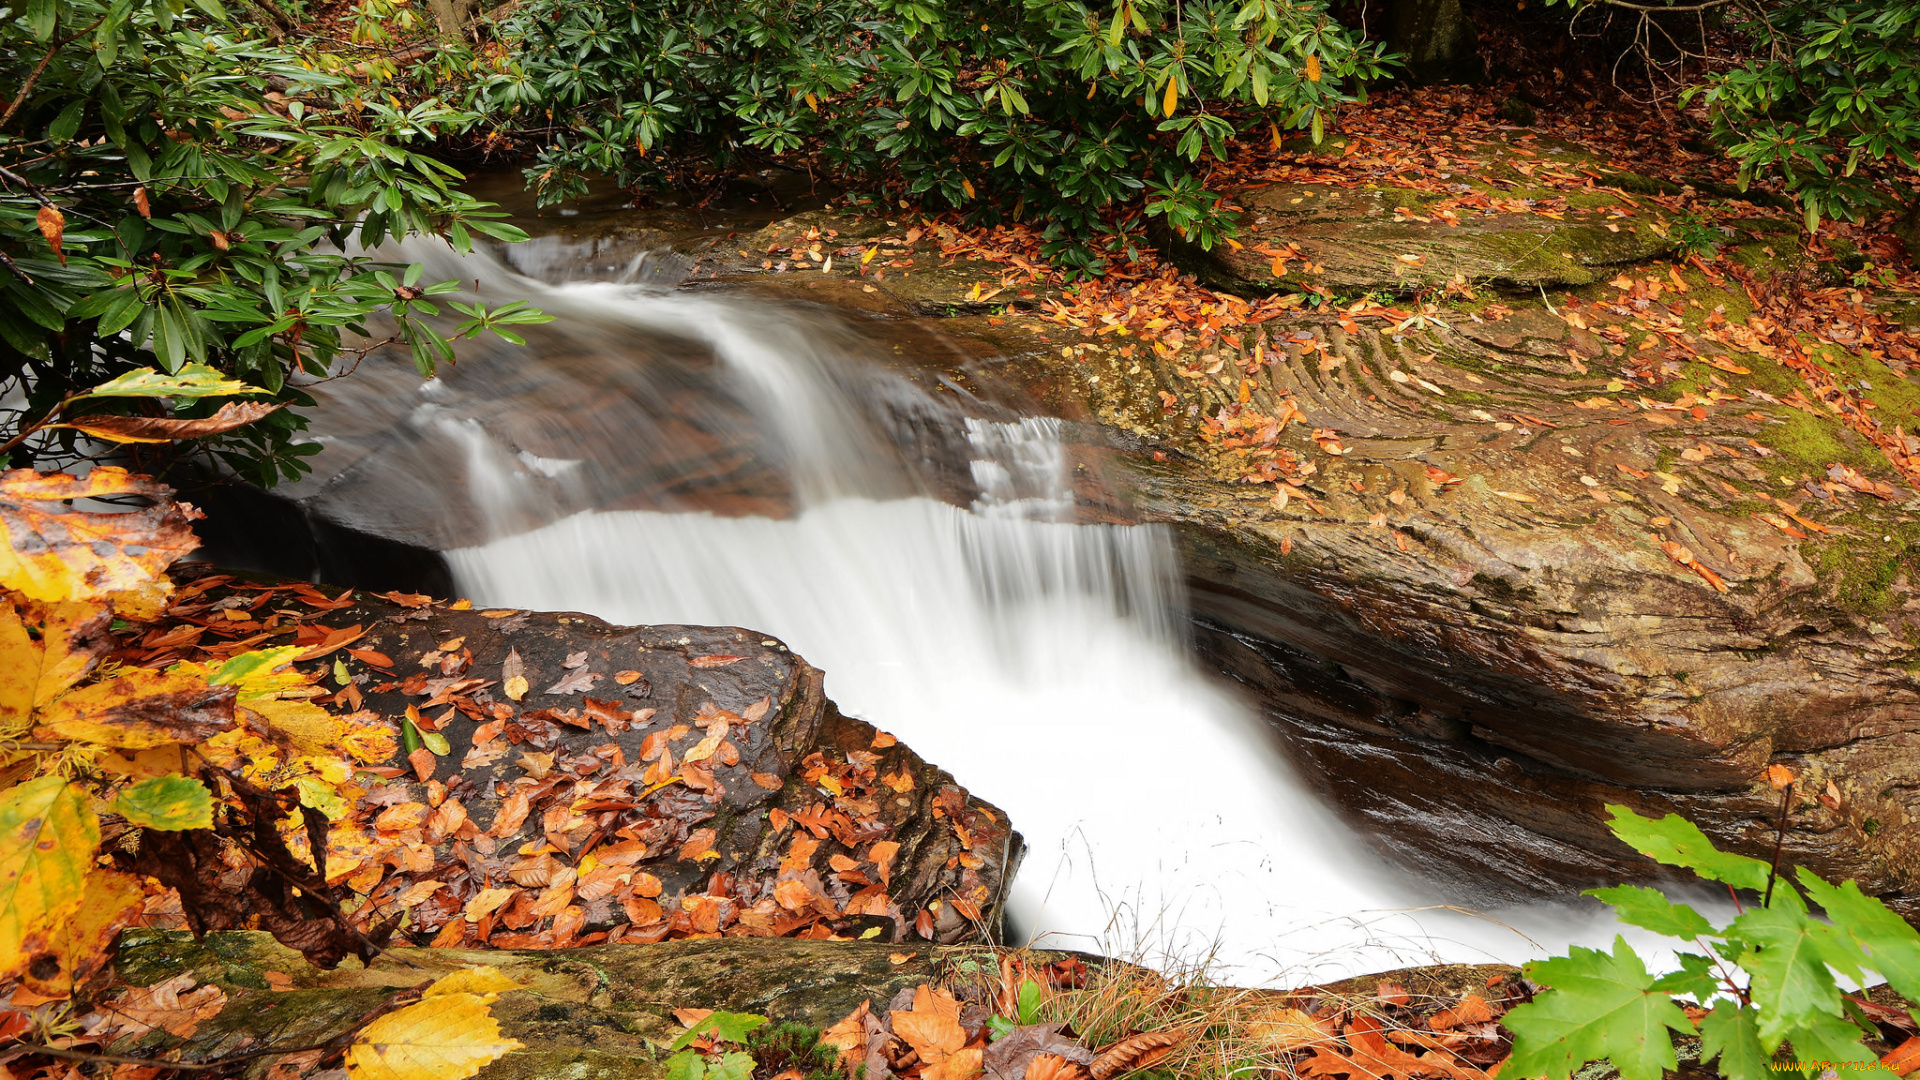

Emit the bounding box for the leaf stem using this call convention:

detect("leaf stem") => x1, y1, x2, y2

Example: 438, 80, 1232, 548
1763, 781, 1793, 907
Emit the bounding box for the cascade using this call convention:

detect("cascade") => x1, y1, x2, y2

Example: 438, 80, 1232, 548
300, 238, 1696, 983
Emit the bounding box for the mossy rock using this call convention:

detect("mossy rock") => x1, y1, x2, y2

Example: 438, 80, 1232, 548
112, 930, 984, 1079
1178, 182, 1674, 298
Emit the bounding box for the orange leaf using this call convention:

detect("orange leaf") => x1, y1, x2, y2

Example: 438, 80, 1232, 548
1883, 1036, 1920, 1077
892, 1009, 965, 1065
36, 205, 64, 264
1430, 995, 1492, 1030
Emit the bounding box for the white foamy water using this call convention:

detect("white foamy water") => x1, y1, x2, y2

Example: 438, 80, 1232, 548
338, 238, 1714, 984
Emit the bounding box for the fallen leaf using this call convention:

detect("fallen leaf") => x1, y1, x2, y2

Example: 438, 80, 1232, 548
109, 973, 227, 1039
1090, 1029, 1189, 1080
346, 984, 523, 1080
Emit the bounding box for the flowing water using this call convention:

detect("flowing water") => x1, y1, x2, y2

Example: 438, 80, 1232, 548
292, 237, 1699, 984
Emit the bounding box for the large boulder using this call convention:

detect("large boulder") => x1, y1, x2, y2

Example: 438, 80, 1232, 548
150, 574, 1021, 948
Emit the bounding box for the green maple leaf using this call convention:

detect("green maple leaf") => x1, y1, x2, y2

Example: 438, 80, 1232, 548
1725, 891, 1860, 1049
1504, 936, 1693, 1080
1779, 1011, 1874, 1072
1794, 866, 1920, 1005
1602, 805, 1772, 891
1589, 884, 1717, 939
1650, 952, 1722, 1001
1699, 1001, 1769, 1080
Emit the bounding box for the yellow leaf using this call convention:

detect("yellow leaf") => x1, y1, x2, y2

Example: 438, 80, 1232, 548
464, 887, 516, 923
804, 93, 818, 111
425, 967, 522, 1004
23, 601, 111, 709
0, 468, 198, 602
0, 777, 98, 978
503, 675, 527, 702
961, 178, 976, 199
1305, 53, 1321, 83
1162, 75, 1177, 117
683, 718, 729, 764
242, 696, 344, 756
348, 992, 522, 1080
19, 868, 144, 999
35, 668, 235, 749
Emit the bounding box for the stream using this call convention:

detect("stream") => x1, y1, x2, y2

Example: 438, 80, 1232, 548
273, 234, 1702, 985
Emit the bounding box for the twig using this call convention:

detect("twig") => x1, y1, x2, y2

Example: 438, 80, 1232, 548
1763, 781, 1794, 907
0, 16, 109, 132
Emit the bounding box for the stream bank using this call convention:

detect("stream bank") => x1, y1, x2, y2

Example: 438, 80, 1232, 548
196, 133, 1920, 926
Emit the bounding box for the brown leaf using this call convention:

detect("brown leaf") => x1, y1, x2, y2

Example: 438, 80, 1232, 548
1765, 763, 1796, 790
488, 791, 531, 838
751, 771, 785, 791
1025, 1056, 1083, 1080
106, 973, 226, 1039
691, 655, 744, 668
544, 667, 600, 695
986, 1025, 1094, 1080
928, 1047, 985, 1080
133, 187, 151, 219
62, 402, 284, 445
1090, 1030, 1188, 1080
1377, 982, 1410, 1007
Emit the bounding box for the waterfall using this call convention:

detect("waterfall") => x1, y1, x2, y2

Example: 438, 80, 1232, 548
311, 237, 1706, 984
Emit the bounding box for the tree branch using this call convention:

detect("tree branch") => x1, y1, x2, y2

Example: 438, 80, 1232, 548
0, 16, 109, 132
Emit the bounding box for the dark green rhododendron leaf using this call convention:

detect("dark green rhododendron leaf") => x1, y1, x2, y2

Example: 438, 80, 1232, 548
1504, 936, 1692, 1080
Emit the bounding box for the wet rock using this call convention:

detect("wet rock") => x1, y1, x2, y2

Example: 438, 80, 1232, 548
898, 275, 1920, 913
175, 575, 1021, 948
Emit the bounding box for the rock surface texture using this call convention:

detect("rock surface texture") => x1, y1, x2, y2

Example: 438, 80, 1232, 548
202, 129, 1920, 916
111, 930, 974, 1078
171, 575, 1021, 949
662, 154, 1920, 910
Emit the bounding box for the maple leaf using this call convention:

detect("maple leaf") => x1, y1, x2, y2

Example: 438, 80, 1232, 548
1503, 936, 1693, 1080
1602, 805, 1771, 890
